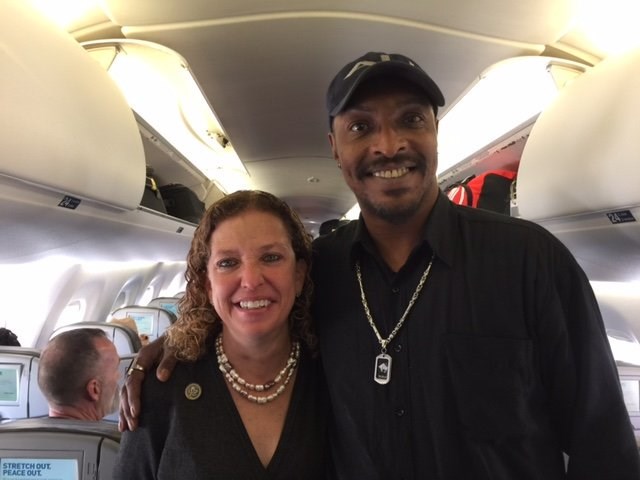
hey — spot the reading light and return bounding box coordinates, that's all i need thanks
[82,39,252,193]
[437,56,587,175]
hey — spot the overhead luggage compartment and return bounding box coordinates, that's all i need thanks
[0,1,199,264]
[0,0,145,211]
[517,49,640,281]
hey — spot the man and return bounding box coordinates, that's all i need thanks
[122,52,639,478]
[0,327,20,346]
[38,328,121,421]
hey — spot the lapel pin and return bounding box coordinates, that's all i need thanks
[184,383,202,400]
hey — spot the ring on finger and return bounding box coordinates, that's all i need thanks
[126,363,145,376]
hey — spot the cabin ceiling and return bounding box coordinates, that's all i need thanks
[67,0,591,236]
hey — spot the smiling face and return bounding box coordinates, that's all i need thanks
[205,209,307,346]
[329,77,440,225]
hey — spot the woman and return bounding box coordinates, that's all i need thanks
[114,190,329,479]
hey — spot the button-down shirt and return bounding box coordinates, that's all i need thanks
[312,192,639,480]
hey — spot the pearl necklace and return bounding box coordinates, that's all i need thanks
[356,253,435,385]
[215,335,300,404]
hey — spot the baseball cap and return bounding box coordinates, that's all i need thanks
[326,52,445,123]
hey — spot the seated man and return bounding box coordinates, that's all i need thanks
[0,327,20,346]
[38,328,120,421]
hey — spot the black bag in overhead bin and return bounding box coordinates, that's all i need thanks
[159,183,205,223]
[141,166,168,214]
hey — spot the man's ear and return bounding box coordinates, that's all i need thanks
[86,378,100,402]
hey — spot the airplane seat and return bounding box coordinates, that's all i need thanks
[50,322,142,355]
[617,365,640,449]
[111,306,177,343]
[0,417,120,479]
[147,296,181,317]
[0,347,48,420]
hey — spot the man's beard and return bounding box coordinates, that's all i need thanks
[359,188,426,225]
[355,153,429,225]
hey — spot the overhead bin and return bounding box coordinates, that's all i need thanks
[517,49,640,281]
[0,0,145,211]
[0,1,198,264]
[81,39,251,196]
[518,49,640,220]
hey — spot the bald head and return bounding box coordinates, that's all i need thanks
[38,328,121,420]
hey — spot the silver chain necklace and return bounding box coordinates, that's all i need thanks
[355,253,435,385]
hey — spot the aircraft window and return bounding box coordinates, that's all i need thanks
[593,281,640,366]
[138,286,155,306]
[608,336,640,366]
[111,292,127,312]
[621,379,640,413]
[162,271,186,297]
[55,300,85,330]
[0,258,74,348]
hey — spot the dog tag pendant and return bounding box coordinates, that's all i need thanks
[374,353,392,385]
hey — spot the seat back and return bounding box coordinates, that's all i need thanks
[0,347,48,420]
[147,296,181,317]
[0,417,120,480]
[50,322,141,355]
[111,306,177,342]
[618,365,640,448]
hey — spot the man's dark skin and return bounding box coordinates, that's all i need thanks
[120,338,169,430]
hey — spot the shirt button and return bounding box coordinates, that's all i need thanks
[395,408,405,417]
[391,287,400,294]
[394,344,402,353]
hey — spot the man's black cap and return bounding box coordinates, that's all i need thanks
[326,52,445,123]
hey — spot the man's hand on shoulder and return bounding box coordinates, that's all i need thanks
[118,335,177,432]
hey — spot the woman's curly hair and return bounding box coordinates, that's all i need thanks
[166,190,315,361]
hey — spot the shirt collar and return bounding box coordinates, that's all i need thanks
[348,191,456,268]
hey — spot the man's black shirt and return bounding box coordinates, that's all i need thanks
[312,192,639,480]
